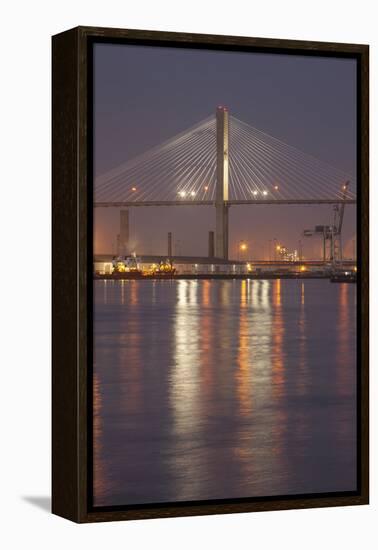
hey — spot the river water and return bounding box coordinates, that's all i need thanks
[93,279,357,507]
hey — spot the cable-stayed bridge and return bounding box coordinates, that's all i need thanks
[95,106,356,259]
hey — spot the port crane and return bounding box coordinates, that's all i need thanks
[303,182,350,263]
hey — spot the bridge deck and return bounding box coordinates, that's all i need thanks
[95,199,357,207]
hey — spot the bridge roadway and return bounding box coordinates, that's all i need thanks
[94,199,357,208]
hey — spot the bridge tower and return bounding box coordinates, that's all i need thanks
[215,106,229,259]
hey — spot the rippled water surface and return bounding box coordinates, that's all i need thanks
[93,279,357,506]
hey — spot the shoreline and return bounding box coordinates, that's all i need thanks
[94,273,356,282]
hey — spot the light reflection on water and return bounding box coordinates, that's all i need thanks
[93,279,357,506]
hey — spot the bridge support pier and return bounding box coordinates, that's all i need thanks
[168,232,172,258]
[215,203,229,260]
[208,230,215,258]
[215,106,229,259]
[119,209,129,255]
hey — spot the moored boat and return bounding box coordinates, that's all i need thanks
[111,253,143,278]
[330,270,356,283]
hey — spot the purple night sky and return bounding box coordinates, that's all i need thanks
[93,43,357,260]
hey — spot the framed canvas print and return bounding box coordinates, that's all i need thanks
[52,26,369,523]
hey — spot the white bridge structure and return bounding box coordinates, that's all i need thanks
[95,107,356,260]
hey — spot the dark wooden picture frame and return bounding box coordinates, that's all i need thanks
[52,26,369,523]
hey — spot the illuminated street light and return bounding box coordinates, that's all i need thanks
[274,185,279,190]
[204,185,209,191]
[240,242,247,251]
[253,190,258,196]
[262,190,268,196]
[190,191,196,197]
[178,191,187,198]
[131,186,137,192]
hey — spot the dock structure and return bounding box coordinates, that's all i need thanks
[94,254,356,278]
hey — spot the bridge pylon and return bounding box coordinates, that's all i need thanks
[215,106,229,259]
